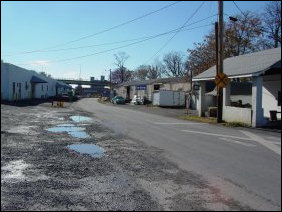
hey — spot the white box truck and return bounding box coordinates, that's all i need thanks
[153,90,185,106]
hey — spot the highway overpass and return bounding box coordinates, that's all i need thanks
[55,78,110,86]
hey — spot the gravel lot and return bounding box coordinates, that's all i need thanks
[1,101,254,211]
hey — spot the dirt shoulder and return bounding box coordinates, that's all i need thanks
[1,102,253,211]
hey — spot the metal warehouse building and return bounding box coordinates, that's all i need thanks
[1,61,72,101]
[114,76,193,105]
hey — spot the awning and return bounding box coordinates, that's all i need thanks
[205,87,217,96]
[30,75,47,83]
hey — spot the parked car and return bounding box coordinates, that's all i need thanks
[111,96,117,103]
[131,95,144,105]
[111,96,121,103]
[112,96,125,104]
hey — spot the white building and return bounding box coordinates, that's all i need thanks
[1,61,71,101]
[115,76,191,101]
[193,47,281,128]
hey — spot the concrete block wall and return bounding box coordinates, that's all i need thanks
[223,106,252,126]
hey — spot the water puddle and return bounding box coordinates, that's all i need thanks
[68,131,90,139]
[67,144,104,158]
[70,116,92,123]
[56,124,75,127]
[46,125,90,138]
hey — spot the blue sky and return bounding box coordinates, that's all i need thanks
[1,1,270,80]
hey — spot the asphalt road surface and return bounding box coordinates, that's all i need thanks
[74,98,281,211]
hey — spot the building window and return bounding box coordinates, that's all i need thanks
[42,84,44,91]
[47,85,48,91]
[26,81,28,90]
[13,82,16,94]
[154,84,160,91]
[278,91,281,106]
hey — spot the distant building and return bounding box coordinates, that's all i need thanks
[1,61,72,101]
[114,76,193,106]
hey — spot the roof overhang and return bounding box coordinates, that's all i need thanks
[30,75,48,83]
[205,88,217,96]
[193,61,281,82]
[193,74,254,82]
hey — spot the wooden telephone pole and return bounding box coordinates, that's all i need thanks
[109,69,112,91]
[109,69,114,98]
[217,1,224,123]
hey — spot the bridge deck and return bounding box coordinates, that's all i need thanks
[56,79,110,86]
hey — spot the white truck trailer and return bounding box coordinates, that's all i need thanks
[153,90,185,107]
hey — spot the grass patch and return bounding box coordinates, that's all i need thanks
[178,115,217,124]
[178,116,250,128]
[221,122,250,128]
[97,98,108,104]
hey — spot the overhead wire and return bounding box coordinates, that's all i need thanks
[232,1,247,18]
[3,1,182,55]
[16,23,213,66]
[144,1,206,64]
[3,14,217,57]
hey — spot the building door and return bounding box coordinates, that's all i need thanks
[126,86,130,100]
[31,83,35,99]
[12,82,16,100]
[18,83,22,100]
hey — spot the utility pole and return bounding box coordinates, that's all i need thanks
[79,64,82,80]
[215,22,220,120]
[110,69,113,97]
[107,69,114,98]
[215,22,219,76]
[186,69,193,115]
[109,69,112,90]
[217,1,224,123]
[121,66,124,83]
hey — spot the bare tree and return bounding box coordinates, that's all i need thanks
[111,68,134,84]
[134,65,149,80]
[133,63,162,80]
[114,51,130,82]
[187,39,216,77]
[262,1,281,48]
[147,65,161,79]
[187,12,264,76]
[225,11,263,55]
[162,51,186,77]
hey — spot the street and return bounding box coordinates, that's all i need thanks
[2,1,281,211]
[75,98,281,210]
[1,99,281,211]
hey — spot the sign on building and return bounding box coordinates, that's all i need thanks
[136,85,147,90]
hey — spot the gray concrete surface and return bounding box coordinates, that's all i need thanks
[74,98,281,211]
[107,102,199,118]
[1,99,281,211]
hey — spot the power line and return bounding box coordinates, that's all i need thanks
[144,1,206,64]
[232,1,246,18]
[5,1,182,55]
[16,23,213,66]
[3,14,216,57]
[50,25,213,63]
